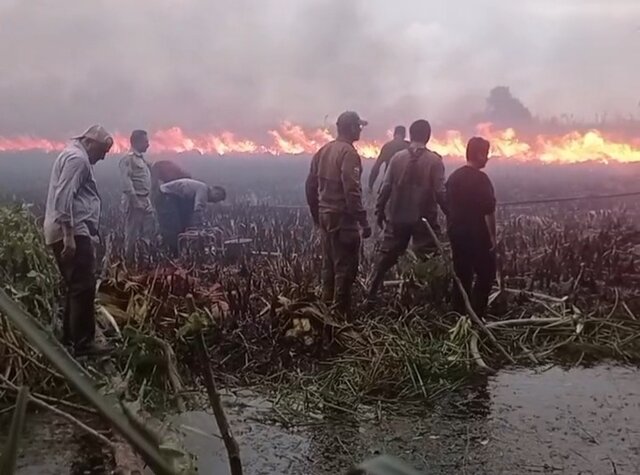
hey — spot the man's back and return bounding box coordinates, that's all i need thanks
[152,160,191,185]
[368,138,409,190]
[446,165,495,245]
[381,147,445,224]
[160,178,204,198]
[305,139,366,229]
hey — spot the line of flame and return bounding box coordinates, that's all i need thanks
[0,122,639,163]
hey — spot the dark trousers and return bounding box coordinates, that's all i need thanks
[368,220,437,298]
[449,235,496,318]
[319,214,361,316]
[51,236,96,349]
[156,193,194,255]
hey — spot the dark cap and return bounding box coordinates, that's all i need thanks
[336,111,368,129]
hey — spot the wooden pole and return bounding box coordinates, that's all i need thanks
[421,218,515,365]
[196,332,243,475]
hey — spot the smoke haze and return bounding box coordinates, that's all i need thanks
[1,0,639,137]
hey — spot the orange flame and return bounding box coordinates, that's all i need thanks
[1,123,639,164]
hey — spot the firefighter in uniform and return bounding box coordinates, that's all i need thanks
[119,130,155,264]
[367,119,448,302]
[305,111,372,316]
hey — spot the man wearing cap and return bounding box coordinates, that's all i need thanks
[368,125,409,193]
[367,119,448,302]
[156,178,226,254]
[305,111,372,316]
[44,125,113,355]
[119,130,155,264]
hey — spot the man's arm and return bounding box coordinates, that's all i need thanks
[341,149,368,230]
[375,158,393,227]
[482,177,497,250]
[305,151,320,225]
[368,144,388,192]
[52,155,89,258]
[191,183,209,226]
[119,155,137,198]
[485,213,497,251]
[431,155,448,216]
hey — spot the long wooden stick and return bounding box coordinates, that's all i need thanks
[0,288,176,475]
[420,218,515,365]
[197,332,243,475]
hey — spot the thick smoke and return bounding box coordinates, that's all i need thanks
[0,0,639,138]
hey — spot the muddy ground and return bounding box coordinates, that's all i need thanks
[6,364,640,474]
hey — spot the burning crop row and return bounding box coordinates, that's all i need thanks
[2,122,640,163]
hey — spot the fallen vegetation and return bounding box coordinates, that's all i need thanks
[1,194,639,471]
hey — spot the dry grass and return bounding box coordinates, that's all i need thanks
[1,201,639,420]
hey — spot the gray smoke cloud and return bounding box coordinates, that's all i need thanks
[0,0,639,138]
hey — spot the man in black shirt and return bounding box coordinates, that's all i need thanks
[446,137,496,318]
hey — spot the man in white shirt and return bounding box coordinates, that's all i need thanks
[44,125,113,355]
[157,178,226,254]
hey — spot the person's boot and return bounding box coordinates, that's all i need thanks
[321,285,334,305]
[73,340,115,357]
[365,255,396,306]
[334,286,354,321]
[366,271,385,303]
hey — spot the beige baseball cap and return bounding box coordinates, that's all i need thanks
[73,125,114,146]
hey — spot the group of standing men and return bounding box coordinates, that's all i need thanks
[42,114,495,355]
[44,125,225,354]
[306,112,497,319]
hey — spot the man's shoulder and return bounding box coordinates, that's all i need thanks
[56,143,88,166]
[396,139,410,150]
[448,166,489,183]
[426,148,442,159]
[390,148,411,163]
[318,140,358,159]
[330,139,356,152]
[381,139,408,153]
[119,152,134,164]
[446,166,467,182]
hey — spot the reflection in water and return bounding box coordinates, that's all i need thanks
[8,365,640,474]
[172,366,640,474]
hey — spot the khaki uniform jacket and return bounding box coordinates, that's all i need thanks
[305,139,368,231]
[376,144,448,225]
[119,151,152,197]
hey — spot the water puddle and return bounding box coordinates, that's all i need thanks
[172,365,640,474]
[7,364,640,474]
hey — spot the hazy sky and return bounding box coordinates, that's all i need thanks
[0,0,638,137]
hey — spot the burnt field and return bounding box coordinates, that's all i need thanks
[1,152,640,474]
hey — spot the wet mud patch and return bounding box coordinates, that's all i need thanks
[1,411,113,475]
[6,364,639,474]
[174,365,640,474]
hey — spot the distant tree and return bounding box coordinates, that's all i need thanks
[483,86,533,127]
